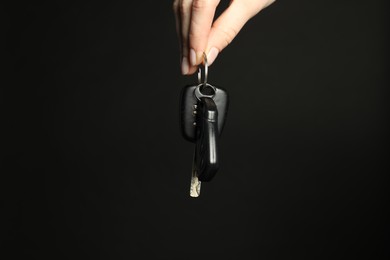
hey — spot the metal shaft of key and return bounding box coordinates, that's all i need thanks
[190,146,201,197]
[189,53,208,197]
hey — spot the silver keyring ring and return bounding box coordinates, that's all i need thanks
[197,53,208,86]
[195,83,217,101]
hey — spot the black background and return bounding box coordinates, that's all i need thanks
[2,0,389,259]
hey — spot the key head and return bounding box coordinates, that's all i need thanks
[195,97,219,182]
[180,84,229,142]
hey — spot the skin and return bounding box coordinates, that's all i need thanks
[173,0,276,75]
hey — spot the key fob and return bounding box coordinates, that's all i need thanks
[195,97,219,182]
[180,83,229,143]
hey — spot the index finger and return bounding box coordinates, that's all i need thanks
[189,0,220,66]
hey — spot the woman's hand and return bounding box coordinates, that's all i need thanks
[173,0,275,75]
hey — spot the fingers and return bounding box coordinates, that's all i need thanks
[173,0,275,74]
[188,0,220,66]
[174,0,199,75]
[174,0,220,74]
[205,0,275,66]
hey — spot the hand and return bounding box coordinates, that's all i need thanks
[173,0,275,75]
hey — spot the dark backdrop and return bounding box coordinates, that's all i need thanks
[2,0,389,259]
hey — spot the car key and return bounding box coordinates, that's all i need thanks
[179,53,229,197]
[194,96,219,182]
[187,93,219,196]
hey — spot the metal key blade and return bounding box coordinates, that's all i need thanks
[190,147,201,197]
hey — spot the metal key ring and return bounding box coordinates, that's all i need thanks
[195,83,217,101]
[195,53,216,101]
[197,52,208,86]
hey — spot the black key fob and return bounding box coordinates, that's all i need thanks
[195,97,219,182]
[180,83,228,142]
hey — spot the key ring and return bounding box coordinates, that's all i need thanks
[195,52,216,101]
[197,52,208,86]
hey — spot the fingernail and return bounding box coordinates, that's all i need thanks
[190,49,196,66]
[181,57,189,75]
[207,47,219,66]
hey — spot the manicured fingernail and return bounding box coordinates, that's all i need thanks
[181,57,189,75]
[190,49,196,66]
[207,47,219,66]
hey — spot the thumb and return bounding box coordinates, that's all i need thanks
[206,0,275,66]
